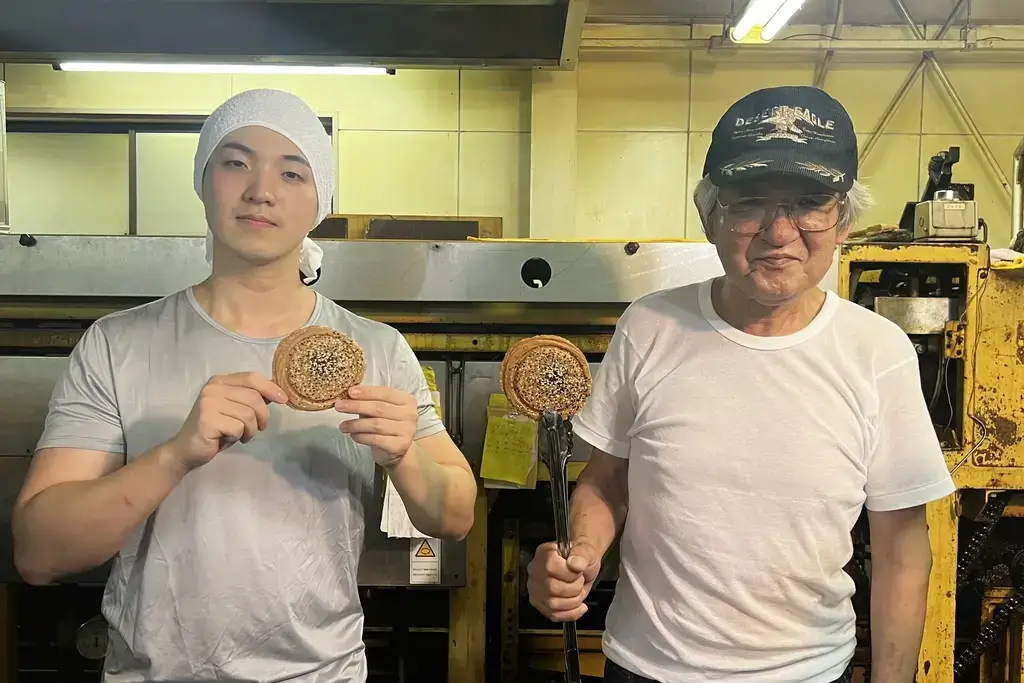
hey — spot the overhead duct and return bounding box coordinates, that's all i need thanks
[0,0,589,70]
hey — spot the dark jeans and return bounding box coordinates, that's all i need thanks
[603,659,854,683]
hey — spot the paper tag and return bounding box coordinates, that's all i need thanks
[410,538,441,585]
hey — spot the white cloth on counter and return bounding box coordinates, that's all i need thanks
[991,247,1024,263]
[380,386,442,538]
[381,476,429,539]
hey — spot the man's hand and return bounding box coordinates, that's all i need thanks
[336,385,418,467]
[526,540,601,622]
[168,372,288,471]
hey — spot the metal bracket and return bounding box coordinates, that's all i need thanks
[945,320,966,359]
[444,360,465,447]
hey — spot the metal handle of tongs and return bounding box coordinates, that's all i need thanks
[539,409,582,683]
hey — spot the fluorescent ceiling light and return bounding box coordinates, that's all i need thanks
[731,0,808,42]
[57,62,390,75]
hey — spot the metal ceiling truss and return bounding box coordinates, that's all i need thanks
[859,0,1011,199]
[579,24,1024,55]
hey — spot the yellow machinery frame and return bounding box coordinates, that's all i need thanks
[839,241,1024,683]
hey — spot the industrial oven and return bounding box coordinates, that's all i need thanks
[0,235,732,683]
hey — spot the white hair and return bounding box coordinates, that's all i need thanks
[693,175,875,238]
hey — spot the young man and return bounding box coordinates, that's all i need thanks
[527,86,954,683]
[12,88,476,682]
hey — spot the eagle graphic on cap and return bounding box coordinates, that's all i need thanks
[756,106,809,144]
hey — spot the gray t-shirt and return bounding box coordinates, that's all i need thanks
[37,288,446,682]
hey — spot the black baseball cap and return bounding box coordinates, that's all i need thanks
[702,85,858,194]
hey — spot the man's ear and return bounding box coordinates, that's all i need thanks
[835,223,851,245]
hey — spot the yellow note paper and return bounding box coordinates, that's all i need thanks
[420,365,442,421]
[480,395,537,486]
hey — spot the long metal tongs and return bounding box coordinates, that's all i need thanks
[538,408,582,683]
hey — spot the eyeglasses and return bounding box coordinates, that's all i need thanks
[717,193,846,235]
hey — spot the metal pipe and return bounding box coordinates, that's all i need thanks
[1012,137,1024,249]
[814,0,844,88]
[937,0,968,40]
[891,0,926,40]
[858,58,926,165]
[577,36,1024,53]
[925,58,1011,196]
[831,0,846,38]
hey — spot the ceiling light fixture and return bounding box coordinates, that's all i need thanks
[731,0,808,43]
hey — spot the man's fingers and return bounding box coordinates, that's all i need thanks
[335,399,407,420]
[346,384,410,404]
[566,554,591,573]
[542,594,588,614]
[538,573,585,598]
[206,414,247,444]
[213,402,260,443]
[548,604,589,623]
[528,592,588,623]
[543,554,585,584]
[347,433,405,454]
[340,417,404,436]
[210,372,287,404]
[216,387,273,431]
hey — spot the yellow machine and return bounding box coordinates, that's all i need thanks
[839,240,1017,683]
[837,143,1024,683]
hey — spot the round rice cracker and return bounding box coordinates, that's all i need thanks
[499,334,568,397]
[273,326,366,411]
[500,335,592,420]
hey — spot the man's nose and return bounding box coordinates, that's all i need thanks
[244,170,275,203]
[760,208,801,244]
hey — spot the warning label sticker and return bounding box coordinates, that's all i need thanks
[410,538,441,585]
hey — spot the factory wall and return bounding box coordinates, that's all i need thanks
[3,25,1023,245]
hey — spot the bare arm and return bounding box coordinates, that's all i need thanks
[12,444,189,585]
[384,432,477,541]
[569,449,629,559]
[868,505,932,683]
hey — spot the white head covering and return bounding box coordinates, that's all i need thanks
[193,88,333,285]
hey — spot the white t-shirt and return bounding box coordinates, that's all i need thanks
[572,277,955,683]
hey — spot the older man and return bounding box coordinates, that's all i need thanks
[12,89,476,682]
[527,86,954,683]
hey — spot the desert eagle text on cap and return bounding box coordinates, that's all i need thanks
[703,85,859,193]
